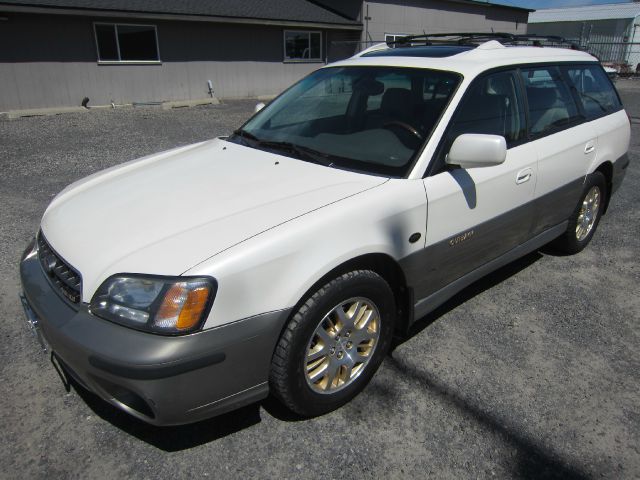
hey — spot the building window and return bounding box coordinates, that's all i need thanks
[94,23,160,63]
[385,33,409,48]
[284,30,322,61]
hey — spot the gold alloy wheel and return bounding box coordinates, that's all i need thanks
[576,186,601,242]
[304,297,381,394]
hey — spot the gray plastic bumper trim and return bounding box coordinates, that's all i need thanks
[20,251,292,425]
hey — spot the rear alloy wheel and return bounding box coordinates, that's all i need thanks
[552,171,607,254]
[270,270,395,417]
[575,185,601,242]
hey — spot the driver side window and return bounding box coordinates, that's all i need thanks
[448,70,526,146]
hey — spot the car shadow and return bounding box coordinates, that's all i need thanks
[384,355,591,479]
[72,379,262,451]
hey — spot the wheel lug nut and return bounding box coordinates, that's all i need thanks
[337,352,344,359]
[345,331,350,337]
[329,348,335,355]
[346,342,352,349]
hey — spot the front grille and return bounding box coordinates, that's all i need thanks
[37,232,82,304]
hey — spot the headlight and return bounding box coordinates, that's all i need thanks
[90,275,216,335]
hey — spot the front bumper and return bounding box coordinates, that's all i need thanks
[20,251,290,426]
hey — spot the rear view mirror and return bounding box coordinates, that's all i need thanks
[446,134,507,169]
[254,102,266,113]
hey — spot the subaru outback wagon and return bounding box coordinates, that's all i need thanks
[20,34,630,425]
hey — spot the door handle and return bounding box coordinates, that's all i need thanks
[584,142,596,154]
[516,168,532,185]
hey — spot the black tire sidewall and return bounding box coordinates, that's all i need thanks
[281,271,395,416]
[564,172,607,253]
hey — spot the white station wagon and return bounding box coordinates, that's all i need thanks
[20,34,630,425]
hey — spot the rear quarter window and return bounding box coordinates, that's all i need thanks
[563,65,622,120]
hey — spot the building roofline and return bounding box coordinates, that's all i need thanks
[448,0,535,14]
[0,3,363,29]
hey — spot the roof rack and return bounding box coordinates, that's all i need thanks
[389,32,580,50]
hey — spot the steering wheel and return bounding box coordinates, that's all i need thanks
[383,121,423,140]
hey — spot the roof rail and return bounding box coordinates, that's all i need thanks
[389,32,580,49]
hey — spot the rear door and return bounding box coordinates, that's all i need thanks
[520,65,596,235]
[408,70,538,304]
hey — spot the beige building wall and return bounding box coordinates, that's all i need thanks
[363,0,528,43]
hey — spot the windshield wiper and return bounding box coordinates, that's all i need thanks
[232,128,262,143]
[232,130,334,167]
[255,140,334,167]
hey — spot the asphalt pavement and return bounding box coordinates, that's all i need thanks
[0,83,638,479]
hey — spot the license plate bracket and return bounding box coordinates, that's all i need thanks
[19,293,50,352]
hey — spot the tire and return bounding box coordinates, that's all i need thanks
[269,270,396,417]
[552,171,607,255]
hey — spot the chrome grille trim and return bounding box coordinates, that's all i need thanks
[37,232,82,304]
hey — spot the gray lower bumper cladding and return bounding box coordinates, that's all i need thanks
[19,254,290,426]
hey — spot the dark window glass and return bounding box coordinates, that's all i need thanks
[520,67,580,136]
[117,25,158,61]
[447,71,526,147]
[95,24,159,61]
[310,32,321,59]
[564,65,621,119]
[95,24,118,61]
[385,34,409,48]
[285,31,321,60]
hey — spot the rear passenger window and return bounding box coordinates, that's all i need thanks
[447,70,526,147]
[564,65,622,119]
[521,67,580,136]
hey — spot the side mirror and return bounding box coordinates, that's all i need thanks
[254,102,266,113]
[446,134,507,169]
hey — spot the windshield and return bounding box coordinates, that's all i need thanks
[230,66,461,177]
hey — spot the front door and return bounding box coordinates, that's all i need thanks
[403,70,538,307]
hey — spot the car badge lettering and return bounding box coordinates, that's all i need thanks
[449,230,474,246]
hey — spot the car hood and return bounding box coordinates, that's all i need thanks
[41,138,387,300]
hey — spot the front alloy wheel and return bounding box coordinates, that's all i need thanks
[305,297,381,394]
[270,270,396,417]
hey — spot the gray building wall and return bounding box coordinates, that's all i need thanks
[362,0,528,43]
[528,19,639,67]
[0,13,359,111]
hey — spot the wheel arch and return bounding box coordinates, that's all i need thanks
[594,161,614,214]
[283,253,413,337]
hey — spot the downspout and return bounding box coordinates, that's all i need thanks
[364,2,371,43]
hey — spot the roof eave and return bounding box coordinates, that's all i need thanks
[0,3,363,30]
[445,0,535,14]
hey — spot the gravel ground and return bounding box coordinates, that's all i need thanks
[0,84,638,479]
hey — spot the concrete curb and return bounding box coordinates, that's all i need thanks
[5,106,90,119]
[161,97,220,109]
[3,97,221,118]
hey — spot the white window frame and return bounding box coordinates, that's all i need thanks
[93,22,161,64]
[385,33,410,48]
[283,30,323,63]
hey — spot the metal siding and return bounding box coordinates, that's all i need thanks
[0,13,325,110]
[528,4,640,23]
[362,0,528,43]
[527,19,637,65]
